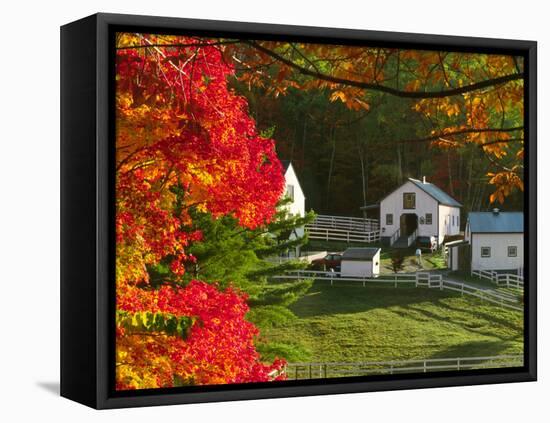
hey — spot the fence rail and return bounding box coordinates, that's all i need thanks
[272,270,523,310]
[471,269,524,289]
[311,214,379,232]
[284,355,523,380]
[305,226,381,243]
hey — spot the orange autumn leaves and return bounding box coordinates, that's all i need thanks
[115,33,286,389]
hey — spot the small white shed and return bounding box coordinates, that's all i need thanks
[341,247,381,277]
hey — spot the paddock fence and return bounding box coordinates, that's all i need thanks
[283,355,523,380]
[471,269,524,289]
[311,214,379,232]
[272,270,523,311]
[305,214,380,243]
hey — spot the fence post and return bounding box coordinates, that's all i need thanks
[330,274,334,287]
[423,361,427,373]
[457,358,461,371]
[461,284,464,296]
[394,275,397,288]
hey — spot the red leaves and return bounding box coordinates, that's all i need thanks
[114,34,286,388]
[116,34,285,286]
[116,281,286,389]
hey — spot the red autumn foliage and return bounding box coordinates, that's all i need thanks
[114,33,286,389]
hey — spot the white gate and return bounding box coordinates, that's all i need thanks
[416,272,442,288]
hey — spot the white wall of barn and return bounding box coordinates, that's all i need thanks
[283,164,306,237]
[470,233,524,271]
[438,204,461,241]
[380,181,438,238]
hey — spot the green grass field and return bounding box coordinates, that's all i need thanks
[259,281,524,364]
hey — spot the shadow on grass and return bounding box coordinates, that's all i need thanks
[432,299,523,332]
[427,340,516,359]
[289,280,451,318]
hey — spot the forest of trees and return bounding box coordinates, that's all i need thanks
[229,43,525,220]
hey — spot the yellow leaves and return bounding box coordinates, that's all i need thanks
[330,90,347,103]
[488,171,524,204]
[446,102,461,117]
[329,89,369,111]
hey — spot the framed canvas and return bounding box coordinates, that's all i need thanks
[60,13,537,409]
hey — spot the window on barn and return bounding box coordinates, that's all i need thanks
[452,215,455,226]
[386,214,393,225]
[481,247,491,258]
[508,246,517,257]
[425,213,432,225]
[286,184,294,201]
[457,215,460,228]
[403,193,416,209]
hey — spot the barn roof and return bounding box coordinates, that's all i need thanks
[342,247,381,261]
[280,160,291,172]
[467,211,523,233]
[408,178,462,207]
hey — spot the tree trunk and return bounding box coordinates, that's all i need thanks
[396,144,403,184]
[326,125,336,209]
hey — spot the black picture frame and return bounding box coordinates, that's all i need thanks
[61,12,537,409]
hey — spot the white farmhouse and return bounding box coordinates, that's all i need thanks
[280,160,306,257]
[465,210,523,272]
[341,247,381,277]
[379,177,461,248]
[281,161,306,232]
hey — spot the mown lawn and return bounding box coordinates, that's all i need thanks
[259,280,524,363]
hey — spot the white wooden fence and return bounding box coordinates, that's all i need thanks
[265,251,328,264]
[471,269,524,289]
[284,354,523,380]
[305,214,380,243]
[311,214,379,231]
[272,270,523,311]
[305,226,381,243]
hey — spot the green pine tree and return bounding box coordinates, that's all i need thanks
[147,188,316,362]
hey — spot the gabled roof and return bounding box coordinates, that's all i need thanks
[408,178,462,207]
[342,247,381,261]
[280,160,291,172]
[467,211,523,233]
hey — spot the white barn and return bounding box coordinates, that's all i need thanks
[379,178,461,248]
[341,248,381,277]
[281,160,306,234]
[281,161,306,257]
[465,210,523,272]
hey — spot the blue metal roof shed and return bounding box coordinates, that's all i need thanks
[467,211,523,233]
